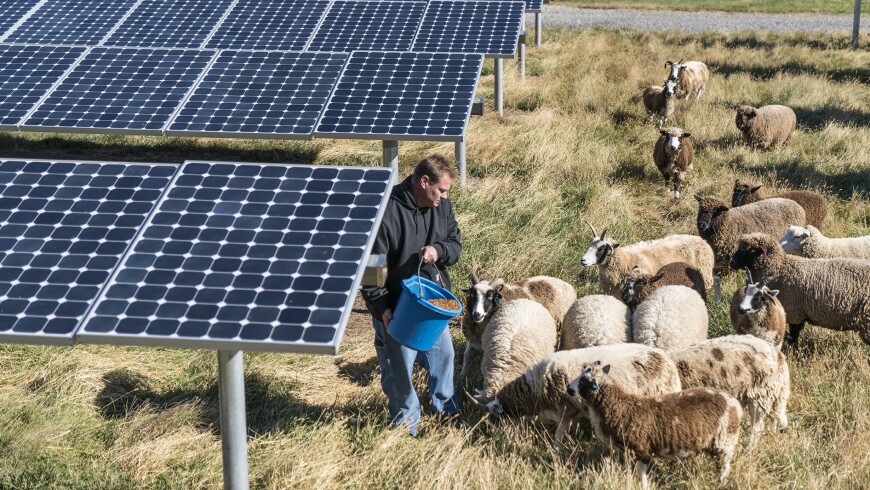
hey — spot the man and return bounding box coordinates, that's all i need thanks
[361,154,461,436]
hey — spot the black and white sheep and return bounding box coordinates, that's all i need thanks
[642,79,678,128]
[780,224,870,260]
[732,180,827,229]
[735,104,796,149]
[580,221,714,297]
[669,335,791,448]
[653,127,694,199]
[665,60,710,100]
[632,285,708,349]
[729,233,870,347]
[621,262,707,311]
[694,195,806,269]
[561,295,632,349]
[567,361,742,489]
[730,271,787,349]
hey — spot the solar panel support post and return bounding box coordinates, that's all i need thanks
[383,140,399,173]
[218,350,250,490]
[518,31,526,80]
[535,13,542,47]
[854,0,862,49]
[455,140,466,187]
[494,58,504,116]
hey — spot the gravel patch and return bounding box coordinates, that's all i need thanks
[527,6,867,34]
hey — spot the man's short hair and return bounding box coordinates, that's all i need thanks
[412,154,458,183]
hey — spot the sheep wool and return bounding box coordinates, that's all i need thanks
[732,180,827,229]
[735,104,796,149]
[621,262,706,311]
[632,285,708,349]
[780,224,870,260]
[561,295,632,349]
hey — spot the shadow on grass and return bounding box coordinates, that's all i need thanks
[730,158,870,200]
[710,61,869,85]
[336,357,379,388]
[793,106,870,130]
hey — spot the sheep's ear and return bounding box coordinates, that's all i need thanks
[748,109,757,118]
[602,364,612,374]
[682,132,691,138]
[751,184,762,193]
[766,289,780,299]
[659,130,669,136]
[490,278,505,291]
[694,194,703,202]
[650,272,665,283]
[610,242,620,250]
[664,60,673,67]
[592,360,601,366]
[469,273,479,285]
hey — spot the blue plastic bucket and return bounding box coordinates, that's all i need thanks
[388,275,463,351]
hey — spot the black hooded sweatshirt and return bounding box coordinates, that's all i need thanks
[361,175,462,319]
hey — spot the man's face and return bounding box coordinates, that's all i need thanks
[419,174,452,208]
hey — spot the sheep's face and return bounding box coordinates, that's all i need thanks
[621,266,651,306]
[694,195,729,234]
[466,282,501,323]
[665,60,684,81]
[660,128,690,155]
[664,79,678,97]
[735,106,757,132]
[731,180,762,207]
[730,235,780,271]
[470,392,504,417]
[581,237,618,266]
[779,225,808,254]
[567,362,611,400]
[738,281,780,314]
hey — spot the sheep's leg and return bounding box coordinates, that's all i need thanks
[747,402,764,449]
[673,179,681,200]
[696,86,705,99]
[775,396,789,431]
[459,344,473,380]
[719,458,732,485]
[634,460,651,490]
[786,323,804,348]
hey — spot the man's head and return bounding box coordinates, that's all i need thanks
[411,154,457,208]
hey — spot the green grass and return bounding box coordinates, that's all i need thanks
[555,0,870,15]
[0,28,869,488]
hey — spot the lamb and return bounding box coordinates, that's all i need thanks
[730,270,787,348]
[470,344,682,441]
[561,295,632,349]
[694,195,806,269]
[632,285,708,349]
[735,104,796,149]
[665,59,710,100]
[567,361,742,489]
[653,127,694,199]
[731,180,827,229]
[580,221,715,298]
[621,262,707,311]
[780,224,870,260]
[642,79,678,128]
[669,335,790,448]
[729,233,870,347]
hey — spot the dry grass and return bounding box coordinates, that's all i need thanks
[0,28,869,488]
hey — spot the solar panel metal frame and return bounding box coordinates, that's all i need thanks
[77,160,396,354]
[410,0,525,59]
[0,158,179,346]
[313,51,483,143]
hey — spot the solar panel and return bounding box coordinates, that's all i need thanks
[0,159,176,345]
[0,45,86,131]
[79,161,395,354]
[411,0,525,58]
[103,0,234,48]
[315,51,483,142]
[22,47,216,135]
[4,0,138,46]
[205,0,330,51]
[306,0,427,52]
[0,0,41,38]
[524,0,542,13]
[166,51,348,139]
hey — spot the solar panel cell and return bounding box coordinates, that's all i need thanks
[5,0,138,46]
[104,0,234,48]
[205,0,330,51]
[307,0,426,52]
[412,0,525,58]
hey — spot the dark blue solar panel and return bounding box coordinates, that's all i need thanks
[167,51,347,139]
[80,161,395,354]
[4,0,137,46]
[0,45,86,130]
[205,0,330,51]
[412,1,525,58]
[0,0,41,37]
[315,51,482,142]
[306,0,426,52]
[22,47,215,134]
[0,159,176,345]
[104,0,234,48]
[525,0,542,12]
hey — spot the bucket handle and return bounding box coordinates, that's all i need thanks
[416,252,445,298]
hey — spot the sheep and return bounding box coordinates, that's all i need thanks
[694,195,806,269]
[567,361,742,489]
[469,344,682,441]
[668,334,790,448]
[780,224,870,260]
[632,285,708,350]
[653,127,694,199]
[580,221,715,298]
[729,232,870,347]
[665,59,710,100]
[561,295,632,349]
[480,298,559,397]
[735,104,796,149]
[730,270,787,349]
[642,79,678,128]
[731,180,828,229]
[621,262,707,311]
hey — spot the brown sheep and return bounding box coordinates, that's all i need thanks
[731,180,827,229]
[729,269,787,348]
[621,262,707,311]
[735,104,796,149]
[642,79,678,128]
[653,128,694,199]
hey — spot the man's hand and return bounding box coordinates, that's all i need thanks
[382,308,393,328]
[421,245,439,264]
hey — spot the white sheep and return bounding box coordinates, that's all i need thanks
[579,221,715,298]
[561,294,632,349]
[632,285,708,349]
[735,104,796,149]
[669,335,791,448]
[665,59,710,100]
[780,224,870,260]
[642,79,678,128]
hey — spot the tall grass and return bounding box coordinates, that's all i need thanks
[0,29,868,488]
[555,0,870,15]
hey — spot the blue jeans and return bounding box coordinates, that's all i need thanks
[372,317,459,436]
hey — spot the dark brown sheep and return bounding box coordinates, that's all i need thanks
[653,128,694,199]
[731,180,827,229]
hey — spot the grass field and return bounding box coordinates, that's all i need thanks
[556,0,870,15]
[0,28,869,489]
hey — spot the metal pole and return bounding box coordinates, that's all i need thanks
[218,350,249,490]
[853,0,862,49]
[382,140,398,173]
[519,36,526,80]
[494,58,503,116]
[455,140,466,187]
[535,13,542,47]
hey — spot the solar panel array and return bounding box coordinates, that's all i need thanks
[0,0,41,37]
[103,0,234,49]
[413,1,525,58]
[204,0,331,51]
[4,0,138,46]
[305,1,426,53]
